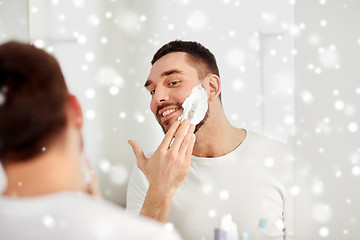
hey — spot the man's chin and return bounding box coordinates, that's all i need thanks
[160,120,173,134]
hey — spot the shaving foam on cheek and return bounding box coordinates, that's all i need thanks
[178,84,208,125]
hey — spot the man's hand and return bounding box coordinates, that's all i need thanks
[128,119,195,222]
[82,156,103,199]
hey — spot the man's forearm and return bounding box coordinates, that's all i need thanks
[130,120,195,223]
[140,185,175,223]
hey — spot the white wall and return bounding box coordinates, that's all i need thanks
[294,0,360,239]
[0,0,29,195]
[0,0,29,42]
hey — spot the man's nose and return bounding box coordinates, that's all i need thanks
[153,87,169,104]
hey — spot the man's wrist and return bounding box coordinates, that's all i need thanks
[147,184,176,202]
[140,184,176,223]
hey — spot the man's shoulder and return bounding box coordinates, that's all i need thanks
[61,193,179,238]
[246,130,290,149]
[244,130,294,165]
[0,192,180,239]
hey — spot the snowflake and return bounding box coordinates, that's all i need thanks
[86,110,96,120]
[226,48,246,68]
[208,209,216,218]
[312,203,332,223]
[109,165,128,185]
[99,159,111,173]
[85,89,96,99]
[134,112,145,123]
[319,227,329,237]
[85,52,95,62]
[109,85,119,96]
[187,10,207,31]
[219,190,230,200]
[119,112,127,119]
[0,92,5,106]
[42,214,55,228]
[348,122,358,133]
[261,12,278,24]
[300,90,314,104]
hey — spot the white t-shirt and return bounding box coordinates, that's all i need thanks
[0,191,182,240]
[126,130,294,240]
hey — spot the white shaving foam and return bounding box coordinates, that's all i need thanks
[178,84,208,125]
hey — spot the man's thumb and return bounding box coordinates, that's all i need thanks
[128,140,146,166]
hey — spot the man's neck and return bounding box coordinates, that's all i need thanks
[192,103,246,158]
[2,149,84,198]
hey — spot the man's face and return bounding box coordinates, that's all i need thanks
[145,52,206,133]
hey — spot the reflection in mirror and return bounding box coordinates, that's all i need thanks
[0,0,359,239]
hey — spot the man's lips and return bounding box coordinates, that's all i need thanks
[158,105,181,122]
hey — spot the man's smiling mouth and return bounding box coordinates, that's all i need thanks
[162,108,179,117]
[157,105,182,122]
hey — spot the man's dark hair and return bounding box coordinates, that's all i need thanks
[151,40,220,79]
[151,40,221,101]
[0,41,69,163]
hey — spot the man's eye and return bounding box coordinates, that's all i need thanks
[169,81,178,86]
[150,89,155,95]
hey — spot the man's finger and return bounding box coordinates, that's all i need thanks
[179,124,196,156]
[158,120,181,149]
[86,170,103,199]
[171,119,191,150]
[185,134,195,161]
[128,140,147,167]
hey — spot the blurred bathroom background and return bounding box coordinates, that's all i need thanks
[0,0,359,239]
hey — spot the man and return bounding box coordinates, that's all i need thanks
[0,41,186,240]
[127,40,294,240]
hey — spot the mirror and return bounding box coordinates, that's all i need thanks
[0,0,359,239]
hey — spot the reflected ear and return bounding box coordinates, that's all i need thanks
[67,94,83,129]
[205,74,221,101]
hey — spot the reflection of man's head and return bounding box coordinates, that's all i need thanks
[0,41,75,164]
[147,40,221,134]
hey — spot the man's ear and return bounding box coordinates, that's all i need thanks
[67,94,83,129]
[205,74,221,101]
